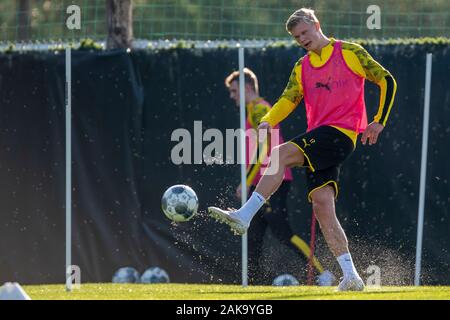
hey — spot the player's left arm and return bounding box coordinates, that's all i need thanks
[343,42,398,145]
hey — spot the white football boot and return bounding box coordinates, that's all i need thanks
[337,275,365,291]
[207,207,249,236]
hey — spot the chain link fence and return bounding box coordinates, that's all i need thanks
[1,0,449,42]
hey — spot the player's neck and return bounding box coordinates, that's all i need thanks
[312,36,331,56]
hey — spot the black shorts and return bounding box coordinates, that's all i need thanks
[289,125,355,202]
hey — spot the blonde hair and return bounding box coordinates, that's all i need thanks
[224,67,259,95]
[286,8,319,33]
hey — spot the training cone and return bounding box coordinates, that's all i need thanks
[0,282,31,300]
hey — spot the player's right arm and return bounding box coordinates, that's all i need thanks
[260,59,304,128]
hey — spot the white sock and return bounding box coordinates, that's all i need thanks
[236,192,266,225]
[337,253,359,278]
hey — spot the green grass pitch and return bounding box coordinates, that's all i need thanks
[23,283,450,300]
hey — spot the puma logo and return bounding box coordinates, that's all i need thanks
[302,138,315,148]
[315,77,332,91]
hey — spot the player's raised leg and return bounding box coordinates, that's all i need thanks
[208,142,304,235]
[310,185,364,291]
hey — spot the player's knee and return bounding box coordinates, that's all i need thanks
[311,186,335,213]
[273,143,303,167]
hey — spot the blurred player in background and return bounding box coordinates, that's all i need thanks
[224,68,335,286]
[211,8,397,291]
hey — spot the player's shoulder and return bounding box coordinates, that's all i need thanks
[296,55,306,66]
[253,100,271,111]
[338,39,369,56]
[249,100,271,126]
[291,56,306,74]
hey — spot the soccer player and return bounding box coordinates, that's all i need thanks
[225,68,335,285]
[209,8,397,291]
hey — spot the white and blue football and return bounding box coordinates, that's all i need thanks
[140,267,170,284]
[112,267,140,283]
[161,185,199,222]
[272,274,300,286]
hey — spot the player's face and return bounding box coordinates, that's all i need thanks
[290,21,320,52]
[228,81,240,106]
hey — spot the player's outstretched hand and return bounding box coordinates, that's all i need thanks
[257,121,272,143]
[361,122,384,145]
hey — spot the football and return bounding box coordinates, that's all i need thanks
[161,185,199,222]
[140,267,170,284]
[272,274,300,286]
[112,267,140,283]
